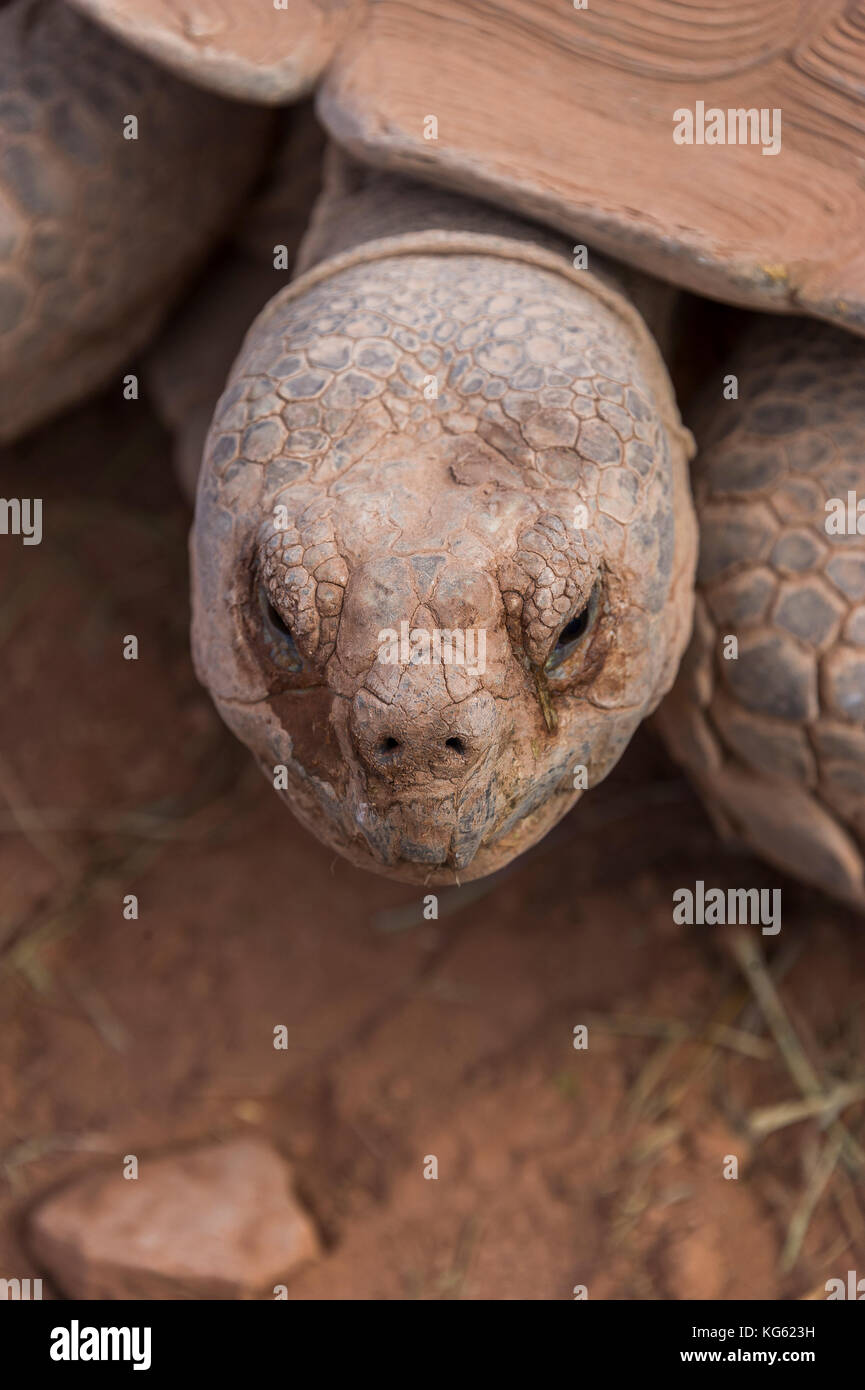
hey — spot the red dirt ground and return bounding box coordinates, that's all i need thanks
[0,390,863,1300]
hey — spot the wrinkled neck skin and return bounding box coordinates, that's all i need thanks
[191,167,696,884]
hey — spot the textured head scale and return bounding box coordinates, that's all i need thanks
[192,235,696,882]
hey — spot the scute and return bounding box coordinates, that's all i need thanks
[657,319,865,908]
[64,0,355,103]
[318,0,865,335]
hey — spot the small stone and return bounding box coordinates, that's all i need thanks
[28,1138,321,1299]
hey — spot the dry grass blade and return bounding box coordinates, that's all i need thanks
[781,1129,845,1273]
[729,932,822,1096]
[729,931,865,1173]
[586,1012,772,1060]
[748,1083,865,1139]
[0,749,79,880]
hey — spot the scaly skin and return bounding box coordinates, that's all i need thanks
[0,0,270,443]
[657,318,865,908]
[192,185,696,883]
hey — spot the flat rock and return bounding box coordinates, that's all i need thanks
[28,1137,321,1299]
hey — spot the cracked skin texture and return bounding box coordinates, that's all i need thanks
[656,319,865,909]
[192,196,697,884]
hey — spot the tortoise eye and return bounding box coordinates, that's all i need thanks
[545,584,599,672]
[260,589,303,670]
[556,607,591,647]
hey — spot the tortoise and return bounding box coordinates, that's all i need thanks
[3,0,865,907]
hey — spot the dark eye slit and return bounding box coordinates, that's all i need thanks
[555,605,590,648]
[266,598,294,640]
[260,588,303,670]
[544,582,601,674]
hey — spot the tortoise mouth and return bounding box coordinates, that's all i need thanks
[344,785,576,885]
[393,839,481,873]
[353,807,489,874]
[347,762,503,873]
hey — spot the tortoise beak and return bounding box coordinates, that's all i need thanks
[348,775,499,873]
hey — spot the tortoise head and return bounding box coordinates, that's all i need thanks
[191,246,695,882]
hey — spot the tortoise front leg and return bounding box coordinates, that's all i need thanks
[656,318,865,908]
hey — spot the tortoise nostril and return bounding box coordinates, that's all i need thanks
[351,690,497,779]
